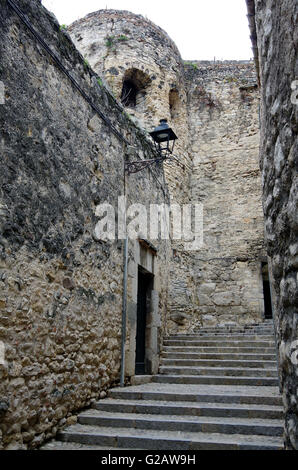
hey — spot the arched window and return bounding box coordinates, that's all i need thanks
[120,68,151,109]
[121,79,138,107]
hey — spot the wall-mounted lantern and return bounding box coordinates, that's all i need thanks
[149,119,178,158]
[125,119,178,175]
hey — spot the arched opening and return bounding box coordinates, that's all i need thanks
[120,68,151,109]
[169,89,180,120]
[121,79,138,107]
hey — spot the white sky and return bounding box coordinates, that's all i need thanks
[41,0,253,61]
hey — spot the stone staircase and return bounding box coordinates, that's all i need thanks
[41,319,284,450]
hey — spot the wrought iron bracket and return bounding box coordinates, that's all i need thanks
[125,157,166,175]
[125,154,185,175]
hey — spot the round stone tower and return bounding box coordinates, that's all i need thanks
[68,10,192,203]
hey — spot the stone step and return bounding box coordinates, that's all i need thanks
[78,410,283,437]
[192,326,273,330]
[153,375,279,386]
[108,384,282,406]
[161,352,277,361]
[160,359,277,368]
[159,366,278,377]
[165,334,274,340]
[57,423,283,450]
[93,398,284,419]
[40,319,282,451]
[40,440,145,450]
[163,340,275,347]
[194,322,273,330]
[191,332,274,337]
[192,324,274,335]
[162,346,276,354]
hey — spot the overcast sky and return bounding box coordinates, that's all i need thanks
[41,0,252,61]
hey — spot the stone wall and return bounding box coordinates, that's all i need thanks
[0,0,282,450]
[69,13,267,333]
[69,10,196,334]
[0,0,170,449]
[253,0,298,450]
[185,62,267,328]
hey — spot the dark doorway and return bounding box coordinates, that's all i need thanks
[121,79,137,107]
[135,267,153,375]
[262,263,273,319]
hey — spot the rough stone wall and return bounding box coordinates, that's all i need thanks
[0,0,277,449]
[68,13,267,333]
[68,10,196,334]
[185,62,267,328]
[254,0,298,450]
[166,250,196,333]
[0,0,170,449]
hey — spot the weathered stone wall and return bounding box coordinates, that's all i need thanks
[69,10,196,334]
[166,250,196,333]
[0,0,170,449]
[69,13,267,333]
[253,0,298,450]
[185,62,267,328]
[0,0,280,450]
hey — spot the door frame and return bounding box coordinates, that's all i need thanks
[135,266,154,375]
[125,239,160,378]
